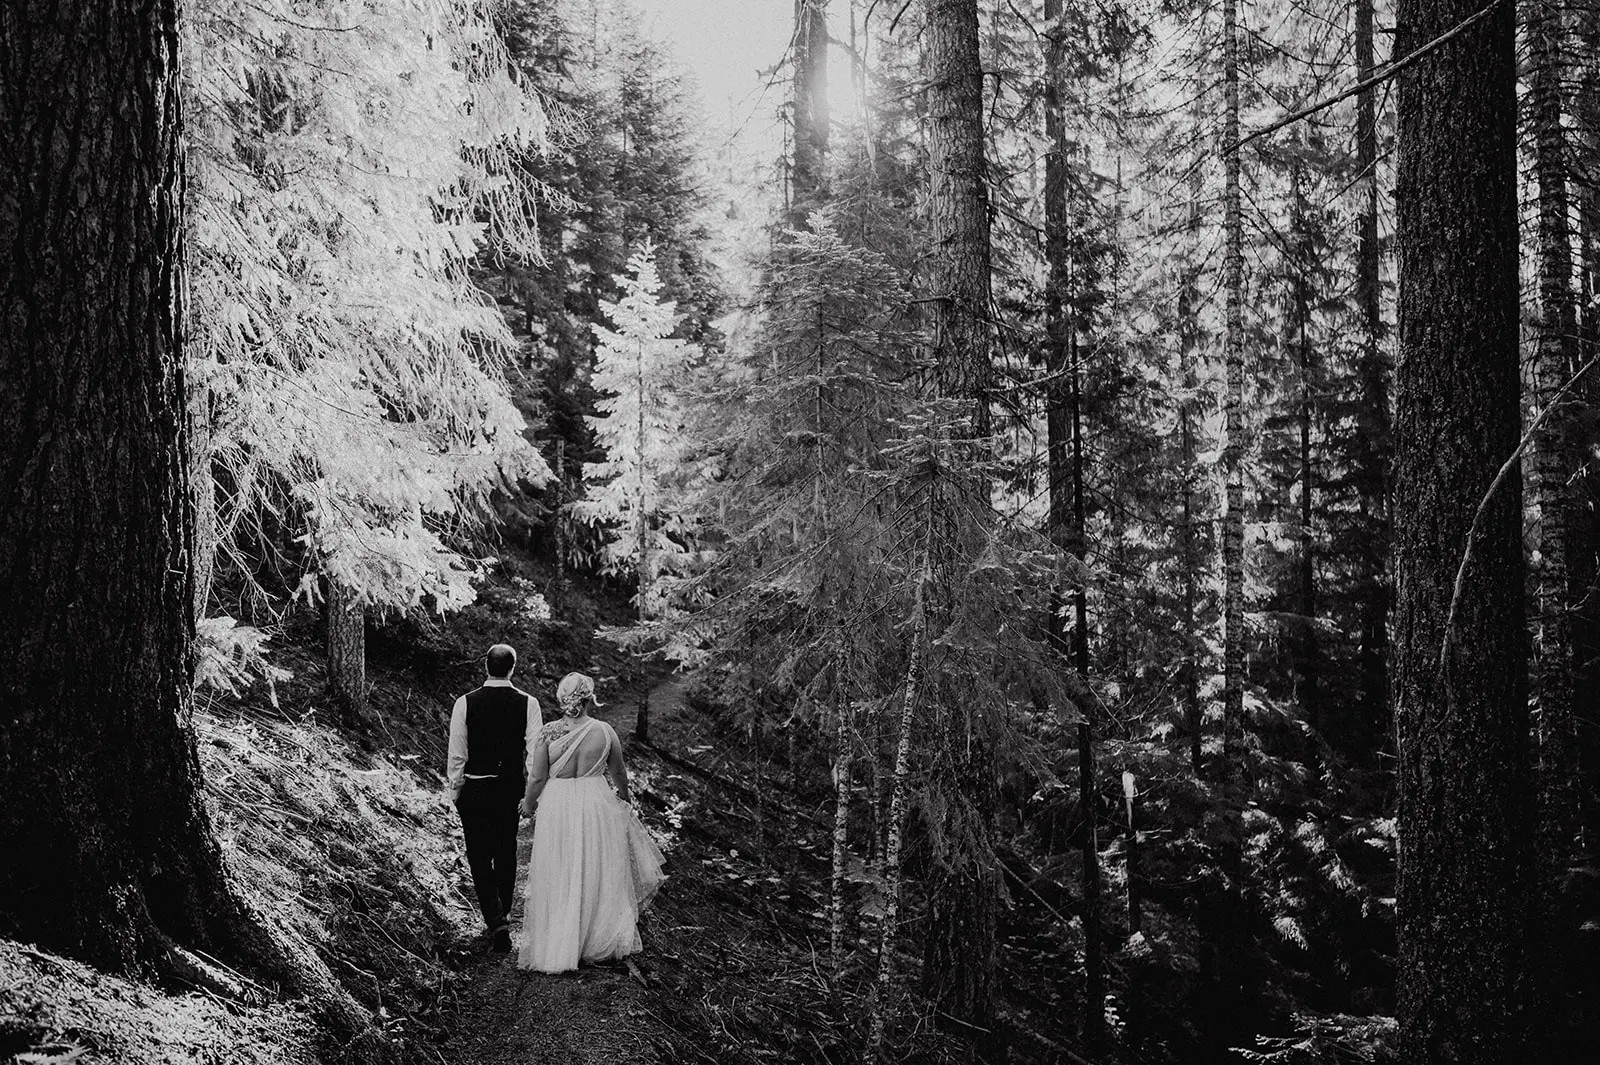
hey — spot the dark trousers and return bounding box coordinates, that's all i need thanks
[454,775,521,930]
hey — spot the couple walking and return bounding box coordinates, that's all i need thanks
[446,644,664,972]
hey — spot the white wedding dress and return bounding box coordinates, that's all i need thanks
[517,716,665,973]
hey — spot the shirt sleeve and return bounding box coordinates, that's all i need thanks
[446,695,468,800]
[524,696,543,776]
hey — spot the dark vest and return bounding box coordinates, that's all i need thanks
[463,684,530,779]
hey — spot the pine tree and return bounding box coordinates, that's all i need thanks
[574,245,698,632]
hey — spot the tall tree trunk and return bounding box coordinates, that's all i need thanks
[1071,330,1090,679]
[1527,0,1579,883]
[1353,0,1391,774]
[920,0,1002,1054]
[867,551,931,1064]
[830,642,853,984]
[1043,0,1074,660]
[0,5,356,1025]
[1575,5,1600,858]
[790,0,830,221]
[1290,156,1318,729]
[326,579,369,726]
[1078,722,1105,1053]
[1220,0,1246,801]
[1180,185,1203,779]
[552,437,568,608]
[1392,0,1533,1060]
[0,0,217,972]
[1205,3,1252,1057]
[1526,1,1580,1051]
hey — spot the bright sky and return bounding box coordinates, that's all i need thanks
[639,0,795,140]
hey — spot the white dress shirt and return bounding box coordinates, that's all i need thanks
[446,676,543,800]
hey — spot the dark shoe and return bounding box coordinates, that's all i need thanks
[491,926,513,953]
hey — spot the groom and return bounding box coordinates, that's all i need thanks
[447,643,543,952]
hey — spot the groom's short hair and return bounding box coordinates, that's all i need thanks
[486,644,516,678]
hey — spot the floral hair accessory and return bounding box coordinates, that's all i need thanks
[556,672,599,716]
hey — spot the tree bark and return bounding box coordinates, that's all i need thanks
[1042,0,1091,682]
[1392,0,1533,1060]
[1526,2,1580,1051]
[867,552,931,1064]
[1290,154,1318,728]
[1179,204,1203,779]
[326,579,369,726]
[1044,0,1073,659]
[829,653,853,983]
[0,8,350,1023]
[1220,0,1246,801]
[1204,4,1252,1057]
[1078,722,1104,1053]
[0,0,215,972]
[920,0,1002,1054]
[1526,0,1579,896]
[1575,4,1600,857]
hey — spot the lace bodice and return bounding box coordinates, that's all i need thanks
[544,717,613,779]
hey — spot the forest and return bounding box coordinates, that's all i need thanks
[0,0,1596,1063]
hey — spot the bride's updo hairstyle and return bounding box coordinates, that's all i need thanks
[556,672,600,717]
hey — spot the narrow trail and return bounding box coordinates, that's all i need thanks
[443,677,692,1065]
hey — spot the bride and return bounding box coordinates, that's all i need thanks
[516,672,664,972]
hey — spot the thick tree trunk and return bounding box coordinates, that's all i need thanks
[790,0,830,221]
[326,579,369,726]
[0,11,357,1032]
[1392,1,1533,1060]
[920,0,1002,1054]
[0,0,218,972]
[1353,0,1391,769]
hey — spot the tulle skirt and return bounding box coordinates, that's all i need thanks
[517,776,665,973]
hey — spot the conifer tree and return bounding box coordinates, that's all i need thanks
[574,244,698,674]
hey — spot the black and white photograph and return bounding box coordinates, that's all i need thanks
[2,0,1596,1062]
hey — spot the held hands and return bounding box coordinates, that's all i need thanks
[517,798,531,819]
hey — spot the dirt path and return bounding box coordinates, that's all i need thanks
[441,681,695,1065]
